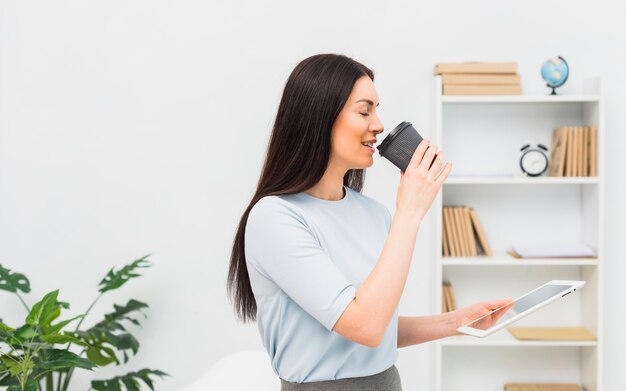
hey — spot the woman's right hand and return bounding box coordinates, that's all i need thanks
[396,139,452,222]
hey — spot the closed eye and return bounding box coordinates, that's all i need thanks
[360,112,369,116]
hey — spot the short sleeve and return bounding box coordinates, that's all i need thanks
[245,198,356,331]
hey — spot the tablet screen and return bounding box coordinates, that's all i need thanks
[464,284,574,331]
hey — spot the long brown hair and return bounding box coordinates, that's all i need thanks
[227,53,375,322]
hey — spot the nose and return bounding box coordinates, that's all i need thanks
[371,114,384,135]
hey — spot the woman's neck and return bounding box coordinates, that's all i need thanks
[304,167,346,201]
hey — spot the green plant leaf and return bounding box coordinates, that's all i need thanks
[0,321,12,344]
[0,321,13,333]
[91,369,168,391]
[0,371,9,384]
[75,299,148,367]
[122,376,141,391]
[0,265,30,294]
[98,255,152,293]
[45,314,83,335]
[7,378,39,391]
[4,356,34,377]
[86,344,117,366]
[7,379,38,391]
[1,357,17,376]
[42,307,60,328]
[39,333,86,346]
[34,349,95,371]
[8,325,38,344]
[105,333,139,358]
[82,330,139,365]
[25,290,59,326]
[95,300,148,333]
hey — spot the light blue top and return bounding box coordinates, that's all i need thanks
[245,185,398,383]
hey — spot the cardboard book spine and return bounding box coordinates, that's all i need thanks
[442,210,450,257]
[589,126,597,176]
[581,126,589,176]
[453,207,469,256]
[463,207,477,256]
[469,208,493,256]
[442,73,521,85]
[565,127,574,176]
[444,207,458,257]
[443,84,522,96]
[548,127,567,177]
[435,62,518,75]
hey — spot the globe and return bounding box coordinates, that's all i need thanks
[541,56,569,95]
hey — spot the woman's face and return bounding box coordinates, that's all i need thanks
[329,76,384,171]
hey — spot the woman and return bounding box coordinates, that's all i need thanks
[227,53,511,390]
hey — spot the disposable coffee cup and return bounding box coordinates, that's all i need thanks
[377,121,431,172]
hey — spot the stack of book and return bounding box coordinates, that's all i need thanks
[547,126,597,177]
[442,206,492,257]
[441,281,457,313]
[504,384,583,391]
[435,62,522,95]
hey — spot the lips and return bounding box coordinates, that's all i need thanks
[361,139,376,148]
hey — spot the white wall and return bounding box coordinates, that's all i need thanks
[1,1,624,390]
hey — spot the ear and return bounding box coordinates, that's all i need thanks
[537,144,548,151]
[520,144,530,152]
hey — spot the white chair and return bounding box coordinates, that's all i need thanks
[179,350,280,391]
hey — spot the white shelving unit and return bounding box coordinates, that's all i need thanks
[432,76,604,391]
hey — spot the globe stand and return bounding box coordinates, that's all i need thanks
[547,84,559,95]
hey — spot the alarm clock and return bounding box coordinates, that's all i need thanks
[520,143,549,177]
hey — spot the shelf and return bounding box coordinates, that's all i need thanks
[441,95,600,104]
[441,332,597,347]
[445,176,599,185]
[434,75,603,391]
[441,256,598,267]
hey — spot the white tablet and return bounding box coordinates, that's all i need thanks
[456,280,586,338]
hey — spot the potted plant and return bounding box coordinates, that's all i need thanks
[0,255,168,391]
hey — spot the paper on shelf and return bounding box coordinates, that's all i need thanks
[508,241,597,258]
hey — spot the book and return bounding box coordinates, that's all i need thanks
[443,207,458,257]
[462,207,477,256]
[449,207,461,257]
[580,126,589,176]
[547,127,567,176]
[507,327,596,341]
[442,213,450,256]
[443,84,522,96]
[469,208,493,256]
[589,126,597,176]
[576,126,584,176]
[453,207,469,256]
[442,282,457,312]
[435,62,518,75]
[441,73,521,85]
[565,127,574,176]
[570,126,578,176]
[572,126,579,176]
[504,384,583,391]
[448,283,457,311]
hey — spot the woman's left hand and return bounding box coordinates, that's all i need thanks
[450,298,514,335]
